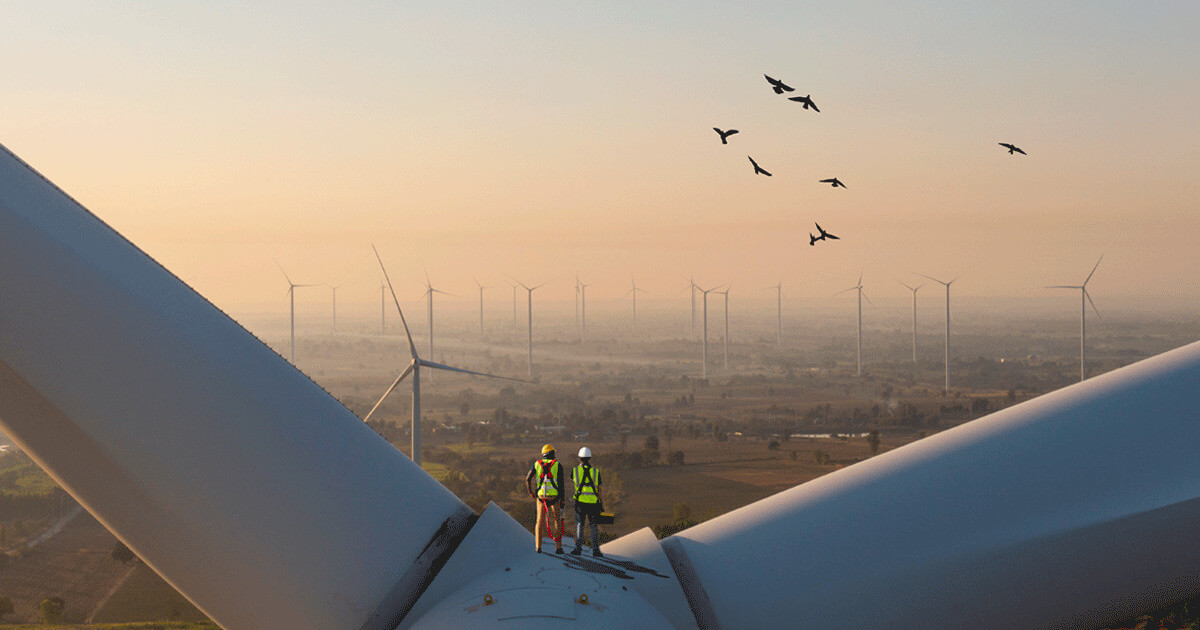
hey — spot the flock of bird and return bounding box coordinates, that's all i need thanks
[713,73,1026,248]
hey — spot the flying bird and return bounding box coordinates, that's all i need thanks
[748,156,772,177]
[788,94,820,112]
[999,142,1026,155]
[810,222,839,245]
[764,74,795,94]
[713,128,739,144]
[819,177,846,188]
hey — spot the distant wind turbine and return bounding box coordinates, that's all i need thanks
[835,273,873,376]
[899,282,923,363]
[626,275,647,333]
[579,278,591,343]
[698,284,725,379]
[474,277,490,337]
[509,276,549,378]
[379,278,387,335]
[918,273,958,392]
[718,287,731,369]
[766,281,782,348]
[275,260,318,364]
[423,270,456,382]
[327,283,344,333]
[1047,255,1104,382]
[574,274,581,330]
[682,275,699,340]
[366,246,524,466]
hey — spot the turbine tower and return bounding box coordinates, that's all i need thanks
[474,277,489,337]
[626,275,646,334]
[835,274,873,376]
[682,275,698,340]
[422,270,455,381]
[509,276,549,378]
[327,283,344,333]
[579,278,590,344]
[899,281,923,363]
[574,274,581,331]
[366,247,523,466]
[770,281,782,348]
[379,278,386,335]
[275,260,317,364]
[718,287,731,369]
[697,284,724,379]
[919,273,958,393]
[1047,255,1104,382]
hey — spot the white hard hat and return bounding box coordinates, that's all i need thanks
[578,447,592,458]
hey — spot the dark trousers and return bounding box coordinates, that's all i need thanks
[574,502,601,550]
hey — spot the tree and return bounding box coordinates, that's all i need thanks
[459,400,471,417]
[0,596,13,621]
[667,450,685,466]
[39,596,65,624]
[867,430,881,456]
[643,435,660,463]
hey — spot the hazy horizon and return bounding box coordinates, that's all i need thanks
[2,2,1197,317]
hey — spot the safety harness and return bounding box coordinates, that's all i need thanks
[534,458,562,543]
[574,464,598,503]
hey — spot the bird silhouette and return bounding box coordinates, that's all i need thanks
[819,177,846,188]
[764,74,795,94]
[816,222,839,241]
[809,233,820,246]
[999,142,1026,155]
[788,94,820,112]
[748,156,772,177]
[713,128,739,144]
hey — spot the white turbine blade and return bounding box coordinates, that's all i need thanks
[1083,254,1104,286]
[273,258,293,286]
[371,245,420,359]
[362,362,416,423]
[0,144,474,630]
[430,288,458,298]
[861,291,875,307]
[1084,288,1102,319]
[504,274,530,290]
[833,286,858,296]
[898,281,914,291]
[1046,285,1082,290]
[916,272,948,285]
[419,359,529,383]
[657,341,1200,629]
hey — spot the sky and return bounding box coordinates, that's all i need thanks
[2,1,1198,320]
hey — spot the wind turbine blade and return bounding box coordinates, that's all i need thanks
[916,273,948,285]
[833,287,858,296]
[1046,285,1082,290]
[531,281,551,291]
[371,245,420,359]
[948,276,960,285]
[1083,254,1104,286]
[862,291,875,307]
[504,274,530,291]
[0,146,475,629]
[420,359,530,383]
[430,288,458,297]
[898,281,914,291]
[362,362,416,423]
[273,258,293,286]
[1084,289,1102,319]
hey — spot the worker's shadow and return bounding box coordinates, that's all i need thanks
[559,555,670,580]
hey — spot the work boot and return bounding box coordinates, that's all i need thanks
[555,548,565,555]
[592,549,604,558]
[536,548,542,554]
[570,548,582,556]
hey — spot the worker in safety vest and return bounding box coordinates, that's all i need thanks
[525,444,565,554]
[571,446,604,557]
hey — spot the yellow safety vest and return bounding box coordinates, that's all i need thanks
[572,464,601,504]
[535,459,561,498]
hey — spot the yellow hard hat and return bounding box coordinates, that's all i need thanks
[542,443,555,455]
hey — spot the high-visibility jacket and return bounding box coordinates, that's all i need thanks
[572,464,601,504]
[534,459,561,498]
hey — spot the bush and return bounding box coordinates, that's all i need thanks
[39,596,65,624]
[767,439,780,451]
[667,450,685,466]
[0,596,13,620]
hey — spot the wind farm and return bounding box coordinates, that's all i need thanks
[1,2,1199,629]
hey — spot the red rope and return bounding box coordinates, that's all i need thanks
[539,496,562,543]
